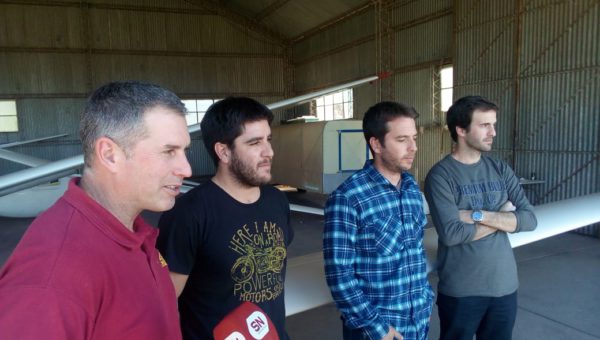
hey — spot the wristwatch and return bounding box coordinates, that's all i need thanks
[471,210,484,223]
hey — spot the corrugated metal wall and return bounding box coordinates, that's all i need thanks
[290,0,453,184]
[289,0,599,236]
[454,0,600,235]
[2,0,597,233]
[0,0,286,176]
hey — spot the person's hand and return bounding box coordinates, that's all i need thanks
[380,326,403,340]
[500,201,516,212]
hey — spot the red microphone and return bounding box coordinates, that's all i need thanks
[213,301,280,340]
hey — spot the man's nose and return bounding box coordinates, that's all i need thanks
[263,142,274,158]
[175,153,192,178]
[409,139,417,152]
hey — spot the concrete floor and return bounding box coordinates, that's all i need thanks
[285,232,600,340]
[282,192,600,340]
[1,191,599,340]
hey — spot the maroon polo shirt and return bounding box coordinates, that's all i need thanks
[0,178,182,340]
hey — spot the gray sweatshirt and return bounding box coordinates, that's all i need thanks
[424,155,537,297]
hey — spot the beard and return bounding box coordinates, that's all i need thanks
[380,150,413,174]
[465,136,493,152]
[230,152,271,187]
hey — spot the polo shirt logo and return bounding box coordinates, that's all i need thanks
[158,252,168,267]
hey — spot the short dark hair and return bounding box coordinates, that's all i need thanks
[79,81,186,166]
[446,95,498,142]
[200,97,274,166]
[363,101,419,153]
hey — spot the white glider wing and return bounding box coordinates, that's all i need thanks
[0,134,68,167]
[284,193,600,316]
[0,75,380,198]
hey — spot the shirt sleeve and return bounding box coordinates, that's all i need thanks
[322,192,388,340]
[157,195,201,275]
[279,189,294,246]
[0,286,91,339]
[501,162,538,233]
[424,168,477,246]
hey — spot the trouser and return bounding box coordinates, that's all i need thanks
[341,318,428,340]
[437,291,517,340]
[342,322,369,340]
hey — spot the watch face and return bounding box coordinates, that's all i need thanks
[472,211,483,222]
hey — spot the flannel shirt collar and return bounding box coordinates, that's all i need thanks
[362,159,418,192]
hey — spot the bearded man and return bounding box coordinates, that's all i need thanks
[157,97,294,340]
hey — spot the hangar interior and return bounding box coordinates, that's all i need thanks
[0,0,599,339]
[1,0,598,220]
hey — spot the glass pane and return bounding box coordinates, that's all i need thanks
[0,116,18,132]
[182,99,196,112]
[441,88,453,112]
[197,100,213,112]
[440,67,453,89]
[348,90,353,101]
[342,90,349,102]
[333,92,343,104]
[185,113,198,126]
[333,103,344,119]
[197,112,206,123]
[316,98,324,106]
[324,94,333,106]
[325,105,333,120]
[0,100,17,116]
[317,106,324,120]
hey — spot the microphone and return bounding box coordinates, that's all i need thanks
[213,301,280,340]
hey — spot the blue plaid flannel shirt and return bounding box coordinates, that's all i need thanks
[323,160,433,340]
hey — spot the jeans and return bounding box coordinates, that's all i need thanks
[342,321,369,340]
[437,291,517,340]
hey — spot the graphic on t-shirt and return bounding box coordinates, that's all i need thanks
[229,221,286,303]
[456,180,504,209]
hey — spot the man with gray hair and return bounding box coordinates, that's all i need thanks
[0,81,191,339]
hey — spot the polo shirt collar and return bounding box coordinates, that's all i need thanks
[62,178,157,250]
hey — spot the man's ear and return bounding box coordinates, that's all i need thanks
[456,126,468,138]
[94,137,124,173]
[369,137,382,155]
[214,142,230,164]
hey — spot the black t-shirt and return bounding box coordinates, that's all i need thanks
[157,181,293,340]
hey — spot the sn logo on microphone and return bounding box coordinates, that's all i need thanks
[246,311,270,339]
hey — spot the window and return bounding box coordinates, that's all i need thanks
[181,99,220,126]
[0,100,18,132]
[440,66,453,112]
[312,89,353,121]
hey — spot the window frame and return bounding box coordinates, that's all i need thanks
[312,89,354,121]
[440,65,454,113]
[181,98,220,126]
[0,100,19,132]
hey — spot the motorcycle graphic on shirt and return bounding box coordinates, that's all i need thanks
[229,221,287,303]
[231,245,286,282]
